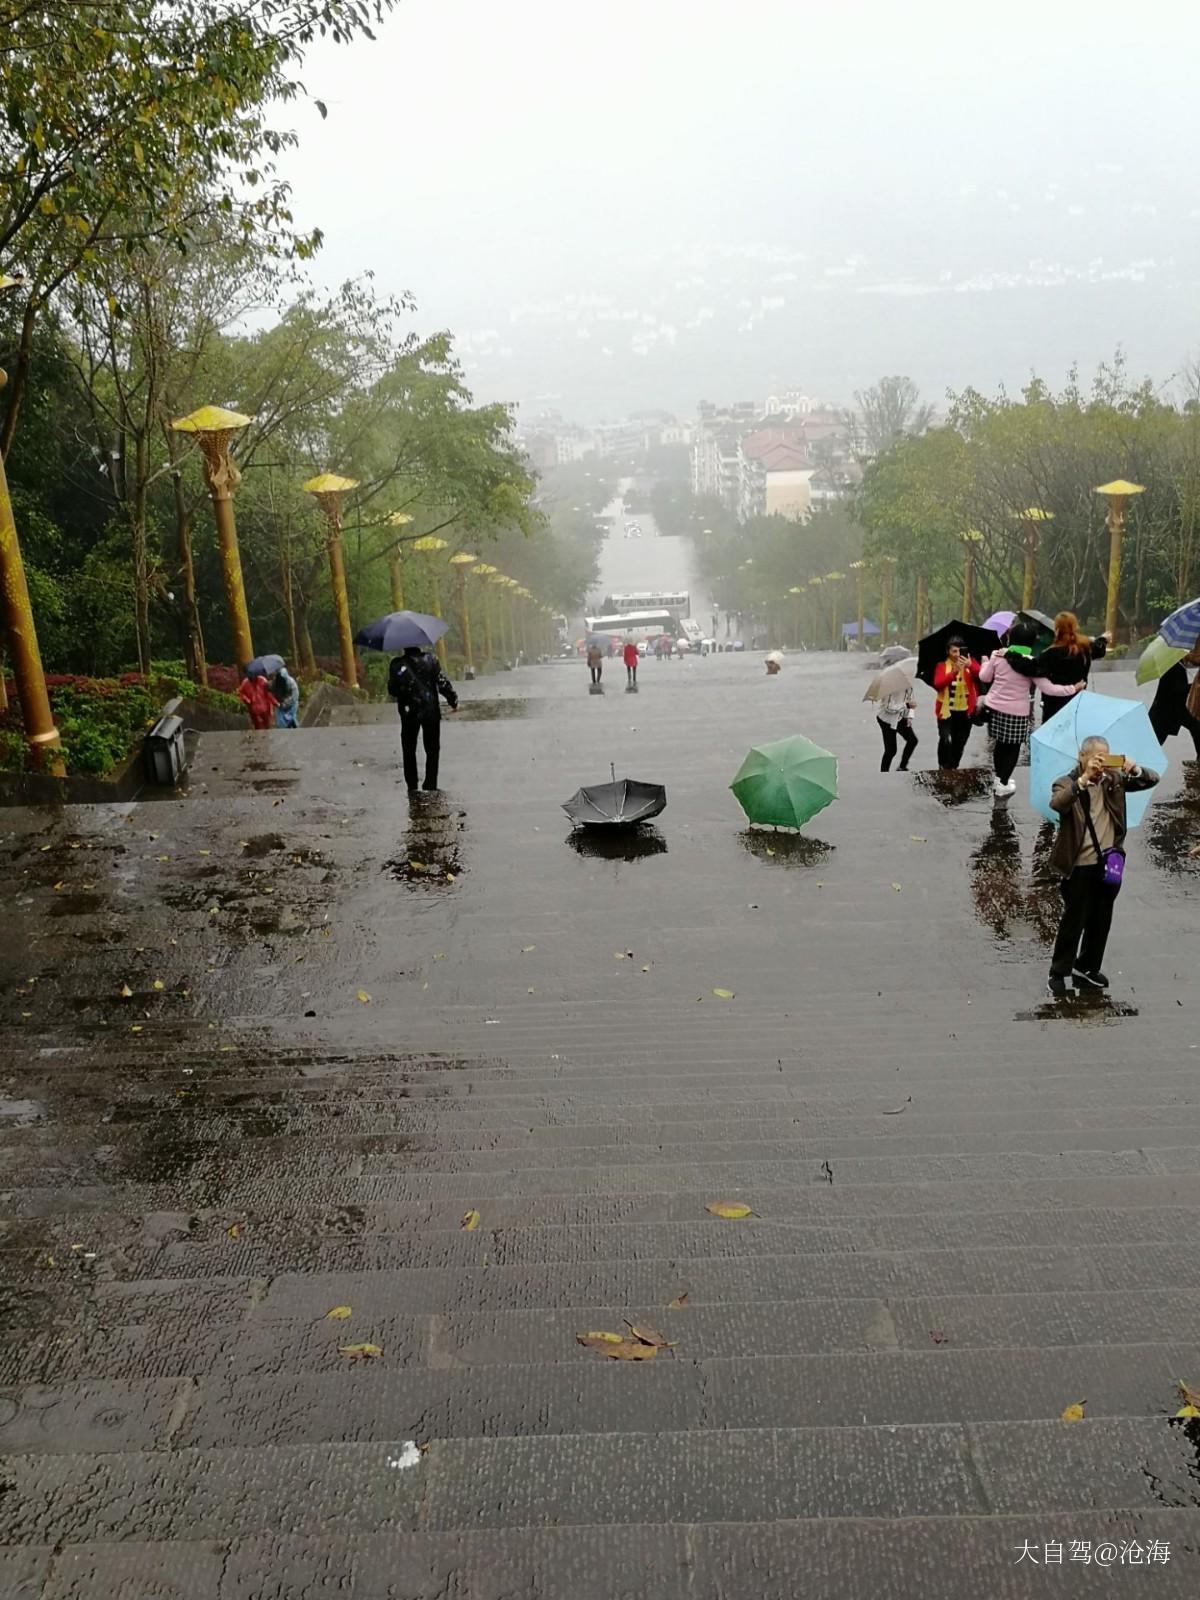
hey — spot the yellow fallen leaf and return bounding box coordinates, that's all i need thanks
[356,990,371,1004]
[712,988,735,1000]
[909,835,927,843]
[626,1321,673,1348]
[527,987,535,994]
[156,854,170,862]
[614,952,626,960]
[325,1305,353,1320]
[460,1209,481,1231]
[119,983,133,999]
[152,979,165,991]
[1061,1400,1086,1422]
[52,880,64,891]
[433,953,445,961]
[669,1291,689,1309]
[130,1025,142,1034]
[1174,1404,1200,1418]
[706,1202,752,1219]
[522,945,536,953]
[338,1342,382,1360]
[227,1223,240,1239]
[576,1333,657,1360]
[1178,1379,1200,1409]
[579,1331,624,1343]
[197,849,211,856]
[891,882,902,892]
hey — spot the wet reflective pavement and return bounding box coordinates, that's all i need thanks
[2,653,1199,1597]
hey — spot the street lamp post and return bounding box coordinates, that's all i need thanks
[1016,507,1053,610]
[171,405,254,668]
[849,559,866,649]
[489,572,512,663]
[825,572,845,650]
[877,557,896,645]
[1095,479,1146,641]
[961,530,983,621]
[0,274,62,771]
[303,474,359,689]
[473,564,497,665]
[807,575,823,647]
[385,511,413,610]
[411,535,449,669]
[787,586,804,647]
[449,552,478,677]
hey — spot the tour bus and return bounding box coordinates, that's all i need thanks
[609,591,690,623]
[585,609,675,646]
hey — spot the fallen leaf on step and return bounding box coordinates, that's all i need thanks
[626,1321,673,1348]
[1060,1399,1086,1422]
[521,945,536,953]
[227,1223,240,1239]
[460,1209,481,1231]
[706,1201,752,1219]
[1175,1404,1200,1419]
[325,1305,352,1320]
[578,1333,657,1360]
[669,1291,690,1309]
[356,990,371,1003]
[578,1330,624,1344]
[909,835,927,843]
[711,988,735,1000]
[119,983,133,999]
[152,979,165,991]
[1178,1379,1200,1409]
[338,1342,382,1361]
[891,882,902,892]
[929,1330,947,1345]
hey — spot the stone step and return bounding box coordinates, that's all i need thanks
[4,1421,1200,1545]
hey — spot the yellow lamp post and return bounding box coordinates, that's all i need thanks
[960,530,983,621]
[825,572,845,650]
[488,571,512,663]
[449,552,478,677]
[171,405,254,668]
[473,563,497,664]
[915,571,927,640]
[1095,479,1146,641]
[876,556,896,646]
[411,535,449,668]
[787,585,804,647]
[849,559,866,649]
[0,274,62,770]
[385,511,414,610]
[1016,507,1053,610]
[807,575,823,646]
[302,474,359,689]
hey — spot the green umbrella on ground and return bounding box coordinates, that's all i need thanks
[730,734,838,830]
[1136,633,1188,686]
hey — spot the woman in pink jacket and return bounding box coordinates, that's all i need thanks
[979,622,1083,797]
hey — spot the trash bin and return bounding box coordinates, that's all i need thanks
[144,713,187,785]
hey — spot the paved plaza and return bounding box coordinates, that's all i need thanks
[2,651,1199,1597]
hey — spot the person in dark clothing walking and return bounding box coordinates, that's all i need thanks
[1046,735,1158,996]
[1006,611,1110,722]
[388,647,458,791]
[622,638,639,686]
[1148,641,1200,757]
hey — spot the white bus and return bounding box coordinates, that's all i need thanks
[585,609,675,645]
[609,591,690,622]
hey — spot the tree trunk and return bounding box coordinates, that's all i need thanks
[295,589,317,677]
[129,459,152,676]
[0,299,38,460]
[280,547,300,668]
[0,639,8,713]
[171,475,206,685]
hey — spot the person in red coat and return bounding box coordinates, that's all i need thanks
[238,671,278,730]
[932,636,981,769]
[622,638,639,687]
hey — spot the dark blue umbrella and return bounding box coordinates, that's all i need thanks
[245,653,285,678]
[355,610,449,652]
[1159,596,1200,650]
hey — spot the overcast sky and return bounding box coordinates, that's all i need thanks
[282,0,1200,419]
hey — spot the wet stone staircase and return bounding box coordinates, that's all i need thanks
[3,1011,1200,1598]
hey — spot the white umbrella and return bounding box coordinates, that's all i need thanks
[863,657,916,701]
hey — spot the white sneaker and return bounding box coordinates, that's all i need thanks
[992,778,1016,797]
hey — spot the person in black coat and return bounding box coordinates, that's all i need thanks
[1148,643,1200,756]
[388,647,458,791]
[1005,611,1110,723]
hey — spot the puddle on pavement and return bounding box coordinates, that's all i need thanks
[1015,998,1140,1022]
[457,698,530,721]
[566,825,667,861]
[738,831,833,867]
[967,811,1060,943]
[239,832,288,859]
[913,768,993,806]
[250,778,297,795]
[47,892,108,918]
[385,798,467,886]
[1145,764,1200,875]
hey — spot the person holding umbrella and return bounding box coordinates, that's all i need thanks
[932,637,982,769]
[978,621,1083,796]
[1148,636,1200,757]
[1046,735,1158,995]
[355,609,458,792]
[622,636,639,687]
[1006,611,1110,723]
[272,663,301,729]
[865,650,918,771]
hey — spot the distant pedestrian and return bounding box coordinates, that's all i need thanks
[876,682,918,771]
[237,670,277,731]
[932,637,981,768]
[978,624,1082,796]
[654,639,663,661]
[623,638,639,686]
[272,665,300,729]
[388,646,458,792]
[1006,612,1110,722]
[1046,735,1158,996]
[586,642,603,685]
[1148,639,1200,757]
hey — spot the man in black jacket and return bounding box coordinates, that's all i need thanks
[388,648,458,791]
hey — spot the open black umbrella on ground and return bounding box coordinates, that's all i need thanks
[563,765,666,828]
[916,619,1002,686]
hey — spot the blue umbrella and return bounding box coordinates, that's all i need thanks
[355,610,448,652]
[1158,596,1200,650]
[245,653,285,679]
[1029,689,1166,828]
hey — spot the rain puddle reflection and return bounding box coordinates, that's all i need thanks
[968,811,1060,942]
[456,698,530,721]
[738,831,833,866]
[566,825,667,861]
[913,768,993,806]
[1015,998,1140,1022]
[1145,762,1200,875]
[385,797,467,886]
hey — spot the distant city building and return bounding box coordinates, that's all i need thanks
[692,396,853,520]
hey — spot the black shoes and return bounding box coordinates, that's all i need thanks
[1072,968,1108,989]
[1047,974,1069,997]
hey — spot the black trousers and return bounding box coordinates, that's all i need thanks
[626,662,637,685]
[1149,704,1200,757]
[993,740,1022,784]
[936,711,972,769]
[400,714,441,790]
[1050,864,1115,977]
[589,664,602,684]
[878,717,918,771]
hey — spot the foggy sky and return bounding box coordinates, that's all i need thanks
[281,0,1200,419]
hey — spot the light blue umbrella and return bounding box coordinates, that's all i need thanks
[1158,596,1200,650]
[1029,689,1166,828]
